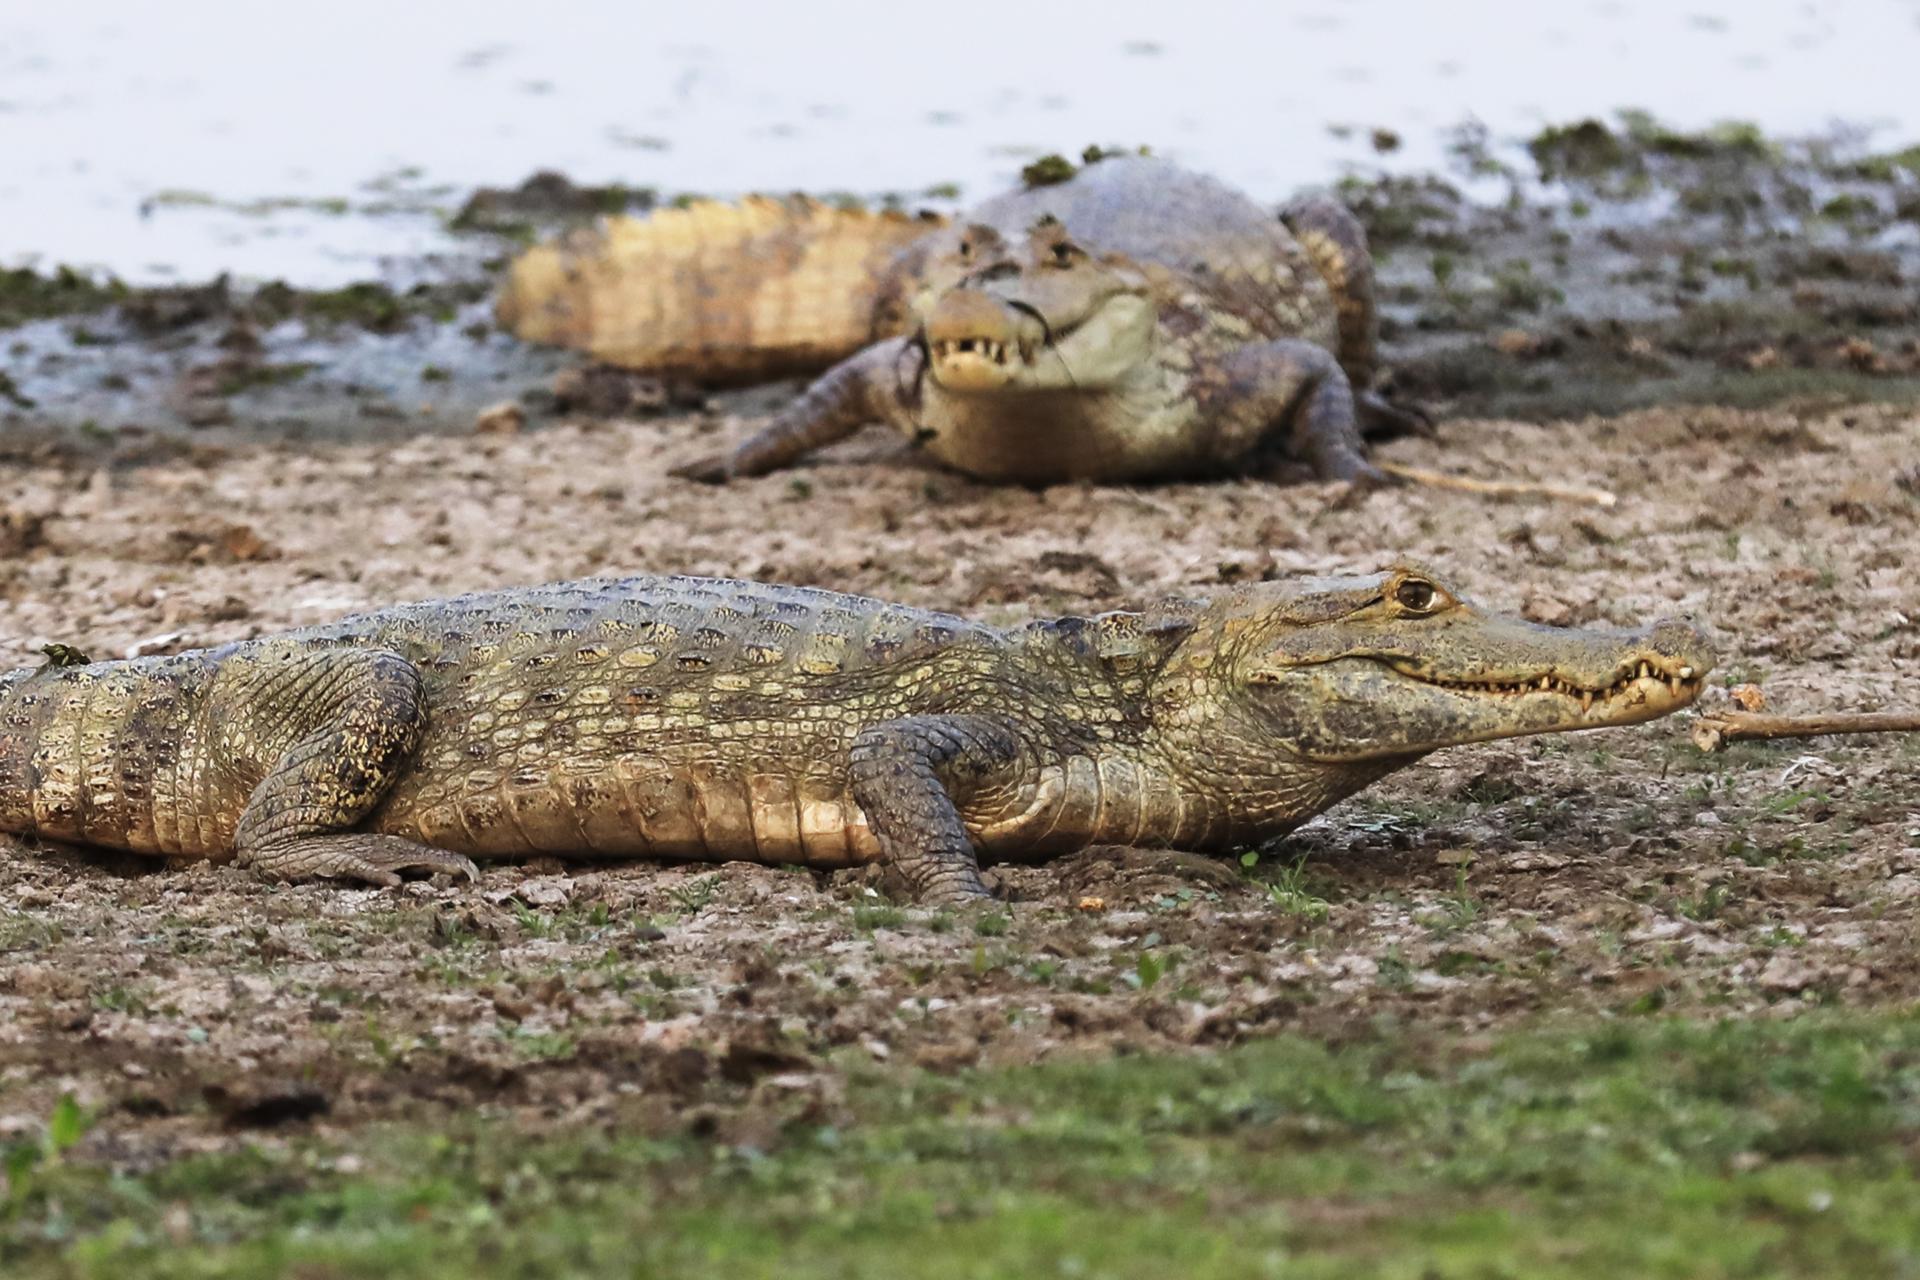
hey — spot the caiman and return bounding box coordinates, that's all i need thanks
[0,567,1710,904]
[497,154,1425,485]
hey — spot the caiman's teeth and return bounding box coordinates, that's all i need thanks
[1406,664,1702,706]
[936,338,1014,364]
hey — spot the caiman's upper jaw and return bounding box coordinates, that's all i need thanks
[927,333,1032,383]
[1387,656,1708,716]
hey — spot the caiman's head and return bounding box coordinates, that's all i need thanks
[1154,564,1714,768]
[911,215,1154,393]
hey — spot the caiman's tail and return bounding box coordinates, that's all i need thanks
[497,198,946,385]
[1279,196,1379,389]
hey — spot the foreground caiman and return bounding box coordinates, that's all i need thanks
[498,154,1424,485]
[0,568,1709,903]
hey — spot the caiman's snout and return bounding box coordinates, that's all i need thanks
[1568,615,1716,717]
[923,289,1039,390]
[1642,616,1715,683]
[1379,613,1716,727]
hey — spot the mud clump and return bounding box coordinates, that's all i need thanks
[449,170,659,239]
[0,265,127,328]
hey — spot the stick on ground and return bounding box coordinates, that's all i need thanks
[1691,709,1920,752]
[1378,462,1618,508]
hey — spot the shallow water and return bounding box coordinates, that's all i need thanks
[5,0,1919,285]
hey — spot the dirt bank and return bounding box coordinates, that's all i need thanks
[1,394,1914,1158]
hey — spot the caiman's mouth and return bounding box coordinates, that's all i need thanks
[1387,658,1707,713]
[920,290,1153,392]
[927,334,1030,377]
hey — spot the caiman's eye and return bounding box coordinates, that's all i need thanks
[1395,577,1437,612]
[1050,242,1075,266]
[957,239,973,261]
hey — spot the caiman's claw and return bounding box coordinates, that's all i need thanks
[1323,460,1398,509]
[1346,461,1398,491]
[1313,448,1396,489]
[670,454,734,485]
[1358,391,1436,441]
[242,835,481,889]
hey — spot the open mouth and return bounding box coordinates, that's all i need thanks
[928,336,1030,367]
[1390,660,1706,712]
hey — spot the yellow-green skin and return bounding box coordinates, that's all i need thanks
[676,157,1415,486]
[0,569,1713,903]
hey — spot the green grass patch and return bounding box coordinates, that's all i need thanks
[4,1012,1919,1277]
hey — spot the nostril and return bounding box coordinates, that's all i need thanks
[965,262,1019,285]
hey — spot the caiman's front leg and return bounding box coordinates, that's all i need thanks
[674,337,922,483]
[847,714,1023,904]
[223,648,479,886]
[1201,340,1385,484]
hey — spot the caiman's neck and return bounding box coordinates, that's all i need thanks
[1014,599,1202,701]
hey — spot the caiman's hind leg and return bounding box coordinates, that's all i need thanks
[1281,195,1433,441]
[673,337,921,483]
[1201,340,1384,484]
[225,648,478,887]
[847,715,1023,904]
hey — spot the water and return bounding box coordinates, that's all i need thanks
[5,0,1919,285]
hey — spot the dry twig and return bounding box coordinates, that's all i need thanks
[1691,709,1920,752]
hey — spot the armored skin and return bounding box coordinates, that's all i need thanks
[498,156,1424,485]
[0,568,1711,903]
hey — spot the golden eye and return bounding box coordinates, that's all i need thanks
[1395,578,1436,611]
[957,239,973,260]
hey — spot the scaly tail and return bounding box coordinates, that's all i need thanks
[1282,195,1432,439]
[1279,195,1378,389]
[497,197,946,385]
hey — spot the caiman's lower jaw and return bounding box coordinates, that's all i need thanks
[1390,660,1707,718]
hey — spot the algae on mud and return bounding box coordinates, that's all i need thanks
[6,115,1920,450]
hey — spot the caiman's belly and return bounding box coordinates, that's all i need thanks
[370,754,883,867]
[966,756,1233,861]
[912,396,1208,484]
[369,752,1267,868]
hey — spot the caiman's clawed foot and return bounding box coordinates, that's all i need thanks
[1324,463,1398,510]
[1304,442,1396,493]
[915,865,1001,906]
[669,454,733,485]
[1358,391,1436,440]
[241,834,481,888]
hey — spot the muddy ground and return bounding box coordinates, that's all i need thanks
[0,118,1917,1168]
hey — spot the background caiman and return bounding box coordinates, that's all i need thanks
[0,568,1710,903]
[498,155,1425,485]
